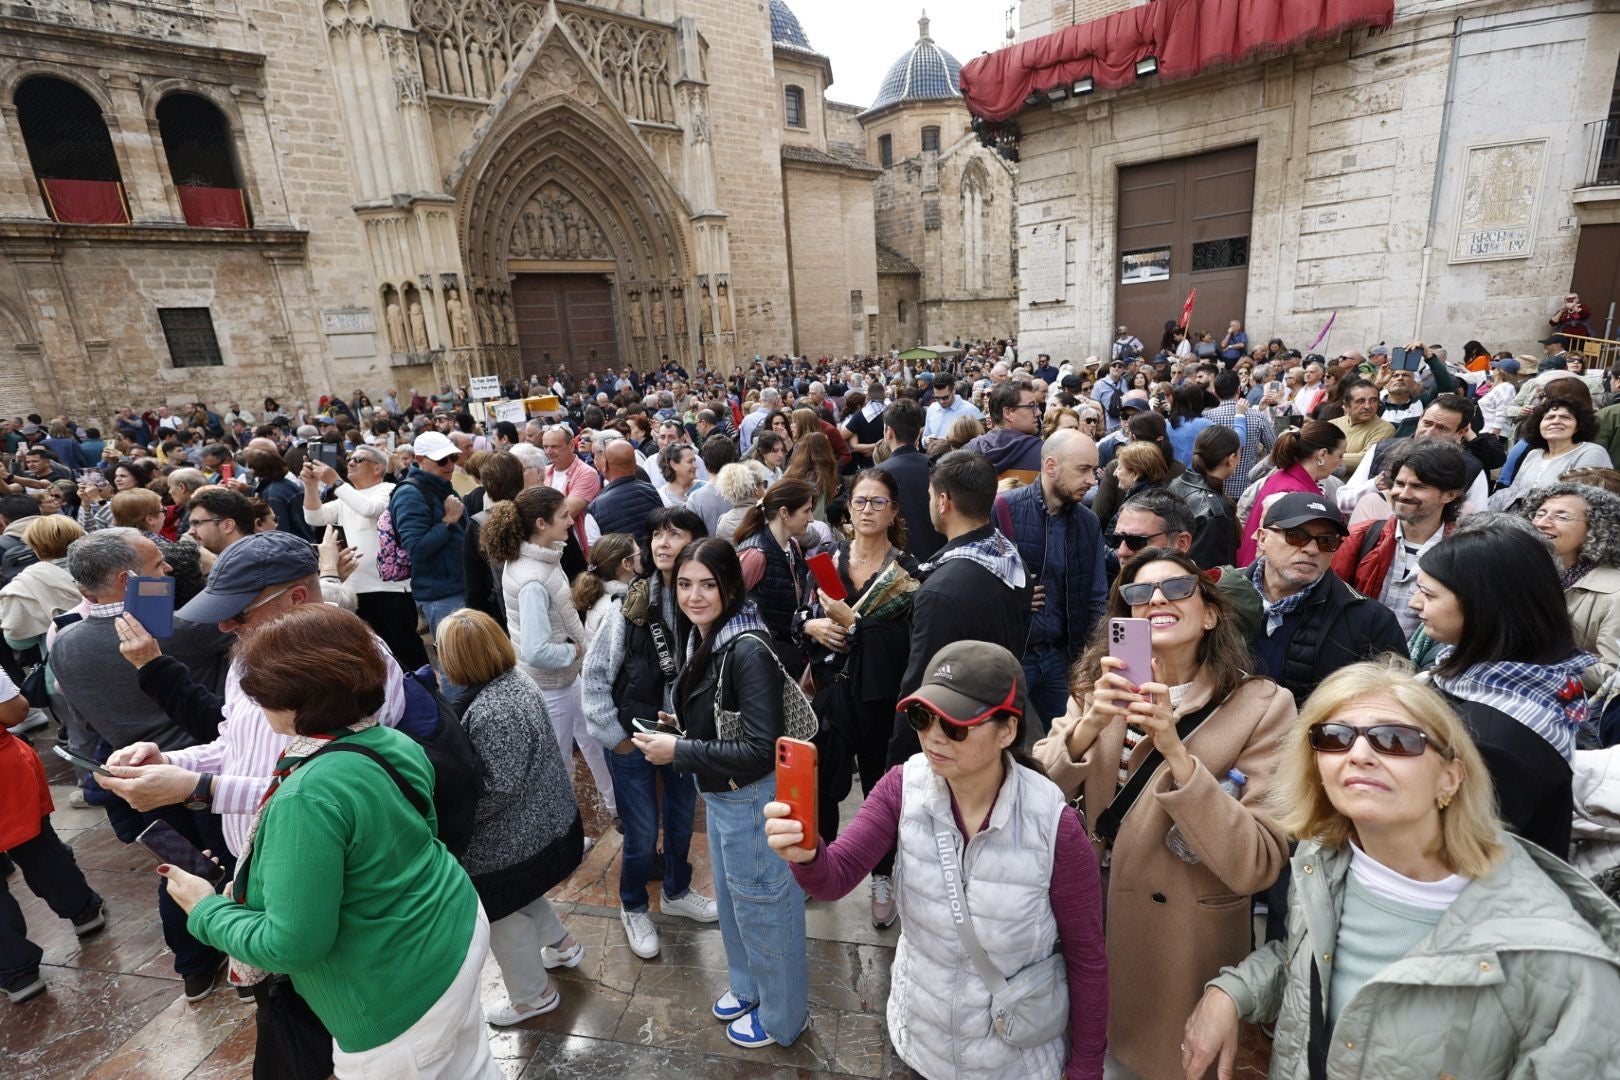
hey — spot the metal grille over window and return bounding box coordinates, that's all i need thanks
[922,126,940,152]
[158,308,224,368]
[1192,237,1250,273]
[785,86,805,129]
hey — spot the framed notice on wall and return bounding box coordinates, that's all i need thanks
[1450,138,1547,263]
[1025,225,1067,304]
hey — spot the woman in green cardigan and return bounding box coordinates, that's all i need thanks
[159,605,498,1079]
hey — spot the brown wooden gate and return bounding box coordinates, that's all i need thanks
[511,272,618,379]
[1571,223,1619,340]
[1115,144,1257,349]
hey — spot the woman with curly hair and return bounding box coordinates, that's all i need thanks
[1493,395,1610,510]
[1523,482,1620,691]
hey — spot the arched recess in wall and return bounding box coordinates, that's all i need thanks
[156,92,251,228]
[0,291,39,415]
[961,159,991,292]
[13,75,128,224]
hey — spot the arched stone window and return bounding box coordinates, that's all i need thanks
[784,85,805,128]
[14,75,128,224]
[921,125,940,152]
[961,160,991,292]
[157,92,250,228]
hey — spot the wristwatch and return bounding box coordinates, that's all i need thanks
[183,772,214,812]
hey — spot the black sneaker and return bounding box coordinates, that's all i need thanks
[183,962,223,1003]
[3,969,45,1004]
[72,904,106,939]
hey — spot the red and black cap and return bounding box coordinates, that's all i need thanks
[898,641,1031,730]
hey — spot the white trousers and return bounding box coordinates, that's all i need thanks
[332,907,500,1080]
[540,681,617,817]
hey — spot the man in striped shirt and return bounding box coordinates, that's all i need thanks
[1203,371,1276,501]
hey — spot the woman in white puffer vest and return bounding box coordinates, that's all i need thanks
[764,640,1108,1079]
[481,486,616,822]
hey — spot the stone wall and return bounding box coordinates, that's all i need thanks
[1012,0,1620,367]
[782,162,878,357]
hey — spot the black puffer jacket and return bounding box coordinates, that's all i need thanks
[672,618,785,793]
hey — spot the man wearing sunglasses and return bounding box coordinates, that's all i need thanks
[389,430,468,655]
[1241,492,1407,707]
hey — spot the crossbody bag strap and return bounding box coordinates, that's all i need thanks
[931,814,1008,994]
[1307,957,1329,1080]
[1090,697,1222,846]
[308,742,431,819]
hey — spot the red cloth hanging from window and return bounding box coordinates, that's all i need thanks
[39,179,130,225]
[959,0,1394,122]
[177,185,249,229]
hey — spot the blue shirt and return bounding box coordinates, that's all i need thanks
[923,396,983,441]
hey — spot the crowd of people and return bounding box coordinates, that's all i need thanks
[4,323,1620,1079]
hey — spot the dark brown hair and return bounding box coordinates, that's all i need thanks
[732,477,817,546]
[238,605,387,735]
[1271,420,1345,470]
[481,485,565,563]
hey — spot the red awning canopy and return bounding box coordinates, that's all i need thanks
[959,0,1394,122]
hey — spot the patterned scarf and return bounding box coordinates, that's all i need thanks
[1430,654,1595,760]
[225,717,378,988]
[922,528,1027,588]
[1248,558,1323,636]
[1562,560,1597,591]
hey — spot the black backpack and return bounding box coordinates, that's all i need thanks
[392,669,485,857]
[0,535,36,587]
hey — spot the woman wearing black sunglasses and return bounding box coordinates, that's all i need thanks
[1185,661,1620,1080]
[1034,548,1294,1079]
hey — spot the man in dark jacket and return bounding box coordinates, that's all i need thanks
[874,398,944,561]
[588,441,666,554]
[995,429,1104,729]
[1237,492,1408,707]
[885,451,1030,766]
[390,430,467,640]
[963,380,1044,482]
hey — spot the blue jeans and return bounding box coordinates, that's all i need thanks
[1022,646,1072,735]
[606,746,697,912]
[417,594,467,700]
[703,774,807,1045]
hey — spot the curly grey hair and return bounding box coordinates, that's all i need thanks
[1518,482,1620,569]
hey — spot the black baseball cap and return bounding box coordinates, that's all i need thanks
[898,641,1032,727]
[1261,492,1347,534]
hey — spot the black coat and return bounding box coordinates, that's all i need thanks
[671,630,784,793]
[1442,693,1572,856]
[875,446,944,562]
[1167,471,1238,569]
[1249,571,1409,707]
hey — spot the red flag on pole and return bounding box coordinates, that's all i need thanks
[1180,288,1196,329]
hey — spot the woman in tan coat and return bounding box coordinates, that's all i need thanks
[1034,548,1294,1079]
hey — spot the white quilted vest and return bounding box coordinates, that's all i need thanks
[500,542,585,689]
[889,753,1069,1079]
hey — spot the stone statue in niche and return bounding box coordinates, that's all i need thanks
[467,40,487,98]
[701,286,715,334]
[650,289,665,338]
[627,291,647,339]
[500,292,517,344]
[716,282,734,332]
[386,300,408,353]
[418,37,441,92]
[589,224,609,258]
[446,290,470,348]
[441,39,465,95]
[409,301,431,352]
[476,296,495,344]
[671,287,687,336]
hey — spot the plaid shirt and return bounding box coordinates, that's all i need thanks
[1205,400,1274,501]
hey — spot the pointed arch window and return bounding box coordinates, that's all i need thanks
[14,76,128,224]
[961,162,992,292]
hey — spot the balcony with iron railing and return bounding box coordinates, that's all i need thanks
[1581,117,1620,188]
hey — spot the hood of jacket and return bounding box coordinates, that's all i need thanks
[3,515,37,540]
[924,524,1026,589]
[965,427,1042,471]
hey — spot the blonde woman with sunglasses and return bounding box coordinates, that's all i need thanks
[1184,661,1620,1080]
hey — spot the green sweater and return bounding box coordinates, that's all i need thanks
[189,726,478,1052]
[1328,873,1444,1026]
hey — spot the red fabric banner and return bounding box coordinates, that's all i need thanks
[960,0,1394,122]
[177,185,250,229]
[39,179,130,225]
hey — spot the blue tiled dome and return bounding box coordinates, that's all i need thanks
[869,12,962,112]
[770,0,813,51]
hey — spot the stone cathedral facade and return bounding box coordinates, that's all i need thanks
[0,0,1014,419]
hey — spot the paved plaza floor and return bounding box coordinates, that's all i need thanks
[6,737,1272,1079]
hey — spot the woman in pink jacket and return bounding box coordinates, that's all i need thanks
[1235,420,1345,565]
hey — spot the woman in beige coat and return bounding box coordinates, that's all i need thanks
[1522,481,1620,693]
[1034,548,1293,1079]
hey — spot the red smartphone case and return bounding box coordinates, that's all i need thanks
[775,738,818,846]
[807,552,846,601]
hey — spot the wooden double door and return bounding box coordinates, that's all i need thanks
[511,272,619,378]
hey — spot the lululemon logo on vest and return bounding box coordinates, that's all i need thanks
[935,833,966,925]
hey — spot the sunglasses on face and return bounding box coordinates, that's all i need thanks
[906,704,982,742]
[1308,722,1452,759]
[1105,531,1166,552]
[1119,574,1199,606]
[1269,526,1344,553]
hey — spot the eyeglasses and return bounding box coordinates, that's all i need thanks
[1105,530,1167,552]
[849,496,892,511]
[234,585,292,623]
[1267,526,1344,553]
[1308,722,1453,760]
[906,704,981,742]
[187,515,220,527]
[1531,508,1584,526]
[1119,574,1199,606]
[1007,402,1043,415]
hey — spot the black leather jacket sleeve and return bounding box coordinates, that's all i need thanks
[674,634,784,789]
[136,654,225,743]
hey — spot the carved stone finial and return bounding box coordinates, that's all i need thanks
[918,10,930,41]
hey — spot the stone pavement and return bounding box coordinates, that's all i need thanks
[6,736,1272,1079]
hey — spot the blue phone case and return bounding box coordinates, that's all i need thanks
[124,575,176,639]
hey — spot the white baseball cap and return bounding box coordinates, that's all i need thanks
[411,431,460,461]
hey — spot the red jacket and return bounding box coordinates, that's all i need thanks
[0,733,52,850]
[1332,517,1455,598]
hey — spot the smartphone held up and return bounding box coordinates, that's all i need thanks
[775,737,818,847]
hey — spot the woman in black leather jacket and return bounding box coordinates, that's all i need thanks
[1167,424,1241,569]
[629,538,808,1051]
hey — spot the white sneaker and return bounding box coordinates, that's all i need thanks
[6,709,47,735]
[870,874,897,928]
[660,888,719,923]
[540,937,583,970]
[485,985,560,1027]
[620,908,660,959]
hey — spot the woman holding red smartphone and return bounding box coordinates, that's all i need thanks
[795,469,918,927]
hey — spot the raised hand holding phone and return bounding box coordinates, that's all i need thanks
[773,737,818,846]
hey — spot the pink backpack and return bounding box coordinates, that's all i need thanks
[375,480,417,582]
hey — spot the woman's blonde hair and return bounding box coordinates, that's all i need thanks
[1115,441,1168,485]
[23,514,85,561]
[434,607,516,687]
[111,488,164,528]
[1274,659,1505,879]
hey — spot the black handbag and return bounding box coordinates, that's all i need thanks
[251,974,333,1080]
[18,663,48,709]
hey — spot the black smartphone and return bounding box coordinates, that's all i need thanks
[1389,347,1423,373]
[136,820,226,885]
[631,717,682,737]
[53,744,112,777]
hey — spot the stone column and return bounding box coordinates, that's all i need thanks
[102,73,183,224]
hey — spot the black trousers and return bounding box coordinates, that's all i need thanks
[0,816,101,980]
[356,590,430,671]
